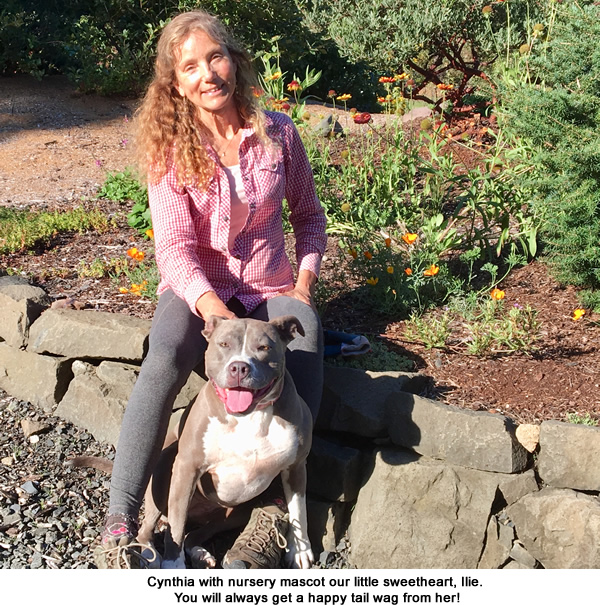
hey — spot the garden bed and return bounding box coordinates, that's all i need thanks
[1,75,599,426]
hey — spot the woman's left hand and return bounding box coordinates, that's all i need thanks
[281,269,317,309]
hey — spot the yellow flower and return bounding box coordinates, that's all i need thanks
[145,229,154,239]
[341,202,351,213]
[367,277,379,286]
[336,93,352,101]
[340,150,350,160]
[572,308,586,321]
[490,287,505,301]
[271,71,282,81]
[404,267,412,276]
[119,287,129,294]
[387,266,394,274]
[401,233,418,245]
[423,264,440,277]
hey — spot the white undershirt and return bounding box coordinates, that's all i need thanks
[222,164,249,249]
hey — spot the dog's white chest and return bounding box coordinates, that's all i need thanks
[201,414,299,505]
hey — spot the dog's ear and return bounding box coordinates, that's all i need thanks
[202,315,229,340]
[269,315,305,344]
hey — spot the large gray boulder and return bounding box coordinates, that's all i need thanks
[28,308,150,362]
[348,448,525,568]
[507,488,600,568]
[538,420,600,491]
[0,275,50,348]
[386,392,529,473]
[0,343,70,412]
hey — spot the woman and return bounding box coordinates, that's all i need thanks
[95,10,326,569]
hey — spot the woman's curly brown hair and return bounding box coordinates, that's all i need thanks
[134,10,267,189]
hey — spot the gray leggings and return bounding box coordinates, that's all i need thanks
[108,289,323,517]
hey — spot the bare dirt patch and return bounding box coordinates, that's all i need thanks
[2,75,599,426]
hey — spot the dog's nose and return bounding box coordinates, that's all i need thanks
[228,361,250,382]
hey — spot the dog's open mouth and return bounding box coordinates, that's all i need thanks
[213,380,277,414]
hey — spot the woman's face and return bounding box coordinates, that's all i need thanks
[174,30,237,120]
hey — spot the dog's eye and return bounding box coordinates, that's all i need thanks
[258,345,270,352]
[218,341,229,348]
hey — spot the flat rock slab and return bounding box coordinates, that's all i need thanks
[537,420,600,491]
[316,365,430,437]
[0,343,70,412]
[56,360,206,445]
[0,275,50,348]
[507,488,600,568]
[386,392,529,473]
[28,308,151,362]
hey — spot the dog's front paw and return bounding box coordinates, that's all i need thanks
[284,539,314,569]
[161,552,187,569]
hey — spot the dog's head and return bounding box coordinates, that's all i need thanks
[202,315,304,415]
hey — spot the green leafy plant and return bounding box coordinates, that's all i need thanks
[98,169,151,236]
[498,1,600,308]
[404,308,453,349]
[566,412,598,427]
[325,340,413,372]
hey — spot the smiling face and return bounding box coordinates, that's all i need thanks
[174,30,237,121]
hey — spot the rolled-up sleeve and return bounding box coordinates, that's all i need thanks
[149,170,214,314]
[280,115,327,277]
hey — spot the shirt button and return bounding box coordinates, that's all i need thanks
[224,215,229,222]
[234,253,241,260]
[221,245,227,252]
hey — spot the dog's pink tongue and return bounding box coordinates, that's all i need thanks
[226,388,254,413]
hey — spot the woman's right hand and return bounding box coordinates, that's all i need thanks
[195,291,236,321]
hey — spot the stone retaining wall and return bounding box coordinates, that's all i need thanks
[2,275,600,569]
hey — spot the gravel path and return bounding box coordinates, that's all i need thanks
[0,390,113,568]
[0,389,353,569]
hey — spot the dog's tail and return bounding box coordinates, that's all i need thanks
[65,455,114,474]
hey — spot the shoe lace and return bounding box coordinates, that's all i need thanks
[103,541,159,570]
[245,510,289,557]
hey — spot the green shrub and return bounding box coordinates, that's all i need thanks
[300,0,542,115]
[498,1,600,308]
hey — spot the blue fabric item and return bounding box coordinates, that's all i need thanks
[323,330,371,358]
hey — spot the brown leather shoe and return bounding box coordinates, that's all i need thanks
[222,502,289,569]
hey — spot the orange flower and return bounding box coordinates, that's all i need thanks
[337,93,352,101]
[145,229,154,239]
[387,266,394,274]
[490,287,505,301]
[572,308,586,321]
[366,277,379,286]
[436,83,454,91]
[404,268,412,276]
[364,251,373,260]
[384,237,391,248]
[127,247,144,262]
[119,287,129,294]
[327,89,337,98]
[401,233,418,245]
[287,80,301,91]
[348,248,358,259]
[378,76,395,84]
[423,264,440,277]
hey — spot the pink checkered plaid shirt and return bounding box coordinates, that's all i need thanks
[149,111,327,315]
